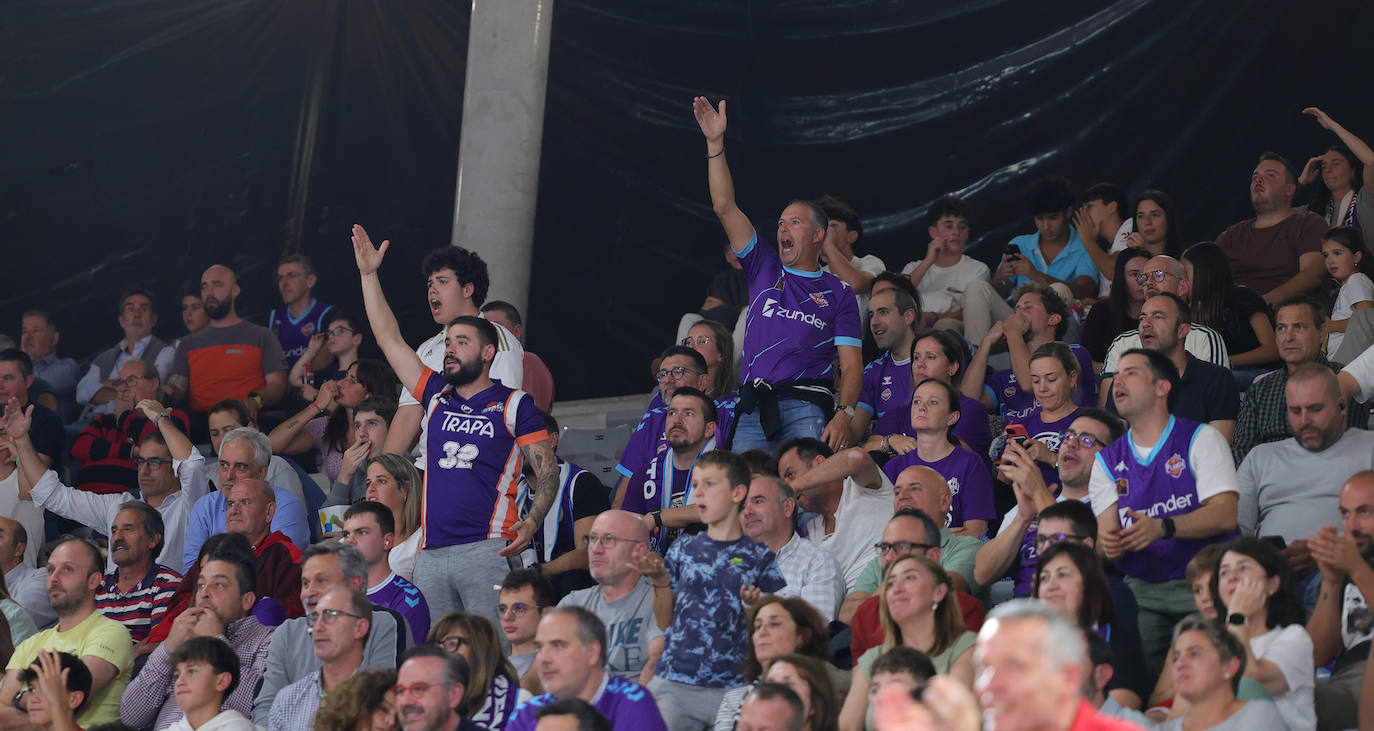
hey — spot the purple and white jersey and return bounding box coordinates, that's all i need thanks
[506,675,668,731]
[738,233,862,384]
[267,300,333,367]
[614,392,737,480]
[859,352,912,438]
[622,440,715,553]
[982,344,1097,423]
[367,573,430,646]
[882,446,996,529]
[1091,416,1238,582]
[1002,406,1079,489]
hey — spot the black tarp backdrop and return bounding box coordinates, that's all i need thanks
[2,0,1371,401]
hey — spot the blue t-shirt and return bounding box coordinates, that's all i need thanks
[506,675,668,731]
[983,344,1097,423]
[1007,230,1099,290]
[414,369,549,547]
[655,533,785,688]
[267,299,334,367]
[368,573,430,646]
[737,233,862,384]
[615,392,737,479]
[882,446,996,529]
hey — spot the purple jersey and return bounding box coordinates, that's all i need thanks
[1003,406,1079,489]
[622,442,715,554]
[859,352,913,438]
[518,459,609,563]
[1094,417,1237,582]
[267,299,333,366]
[738,233,862,383]
[615,392,737,479]
[983,344,1097,423]
[368,573,430,645]
[506,675,668,731]
[882,446,995,529]
[414,368,550,547]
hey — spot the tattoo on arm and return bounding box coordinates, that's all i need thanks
[523,439,559,525]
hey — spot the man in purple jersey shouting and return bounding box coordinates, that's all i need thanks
[693,96,863,455]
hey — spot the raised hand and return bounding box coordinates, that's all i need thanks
[351,223,391,276]
[1125,231,1146,250]
[338,439,371,483]
[1225,576,1269,620]
[1309,524,1365,580]
[1303,106,1336,131]
[1072,207,1096,245]
[31,650,75,724]
[136,398,168,422]
[740,584,765,609]
[693,96,727,142]
[314,380,340,413]
[1003,312,1030,338]
[1299,156,1324,186]
[1,398,33,439]
[627,550,669,584]
[303,333,326,358]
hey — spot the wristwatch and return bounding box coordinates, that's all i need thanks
[1160,516,1177,540]
[1227,612,1246,626]
[651,511,663,529]
[835,404,855,419]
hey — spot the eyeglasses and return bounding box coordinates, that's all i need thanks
[327,326,355,338]
[498,601,536,616]
[874,541,937,555]
[681,335,715,347]
[582,534,644,549]
[655,366,700,382]
[1034,533,1087,549]
[392,682,441,700]
[438,636,468,654]
[133,457,172,470]
[1132,270,1178,285]
[12,687,34,711]
[116,375,153,388]
[1061,430,1106,450]
[308,608,364,627]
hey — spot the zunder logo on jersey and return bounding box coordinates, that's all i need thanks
[762,298,828,330]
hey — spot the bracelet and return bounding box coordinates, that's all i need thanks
[652,582,670,589]
[153,411,168,426]
[312,403,327,416]
[706,148,725,159]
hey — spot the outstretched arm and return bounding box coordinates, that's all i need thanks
[1305,107,1374,191]
[352,224,425,391]
[137,399,193,460]
[693,97,755,252]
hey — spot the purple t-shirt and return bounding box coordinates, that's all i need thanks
[615,392,737,479]
[506,676,668,731]
[368,573,431,646]
[983,344,1097,423]
[859,351,912,438]
[1002,406,1079,489]
[882,446,996,529]
[737,233,862,383]
[622,445,703,554]
[267,299,334,367]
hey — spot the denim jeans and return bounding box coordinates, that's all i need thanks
[730,397,829,455]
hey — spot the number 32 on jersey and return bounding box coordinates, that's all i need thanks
[438,441,480,469]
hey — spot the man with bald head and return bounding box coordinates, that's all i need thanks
[557,510,664,684]
[741,474,842,622]
[1099,255,1230,399]
[70,360,190,494]
[1308,472,1374,730]
[0,516,54,628]
[167,264,287,434]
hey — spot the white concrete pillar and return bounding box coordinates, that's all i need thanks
[450,0,554,320]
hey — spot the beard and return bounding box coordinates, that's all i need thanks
[442,357,484,388]
[205,294,235,320]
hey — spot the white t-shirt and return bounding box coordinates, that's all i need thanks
[1342,346,1374,402]
[1088,422,1239,518]
[804,474,894,593]
[827,253,888,316]
[900,255,990,314]
[1248,624,1316,731]
[388,529,422,583]
[1328,272,1374,354]
[1098,218,1136,296]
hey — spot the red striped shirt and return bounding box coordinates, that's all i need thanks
[95,563,181,644]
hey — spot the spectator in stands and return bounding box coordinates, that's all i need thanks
[1237,365,1374,599]
[427,611,525,728]
[635,449,784,730]
[179,292,210,342]
[75,290,175,420]
[166,264,288,426]
[848,287,918,446]
[482,300,556,413]
[1083,633,1154,726]
[1033,541,1148,710]
[738,683,805,731]
[505,607,667,731]
[996,342,1086,493]
[0,349,66,489]
[1089,348,1240,675]
[693,97,863,454]
[378,242,524,460]
[0,518,52,629]
[497,569,554,688]
[680,318,739,399]
[1082,246,1151,367]
[1106,293,1240,439]
[1182,241,1277,387]
[1128,190,1186,261]
[268,254,335,369]
[1098,255,1232,388]
[340,500,431,645]
[777,437,892,592]
[1232,297,1366,464]
[902,195,989,332]
[19,397,207,572]
[865,647,934,726]
[871,329,991,458]
[0,568,37,647]
[202,398,305,503]
[976,410,1123,595]
[1298,107,1374,251]
[288,309,363,403]
[312,667,397,731]
[742,473,842,622]
[20,310,80,421]
[364,453,424,582]
[269,586,371,731]
[89,502,181,647]
[675,240,748,347]
[324,396,394,506]
[1216,152,1328,304]
[623,388,724,554]
[1073,183,1133,297]
[16,650,92,731]
[252,540,401,726]
[161,636,254,731]
[1208,537,1315,731]
[183,425,309,572]
[846,508,985,663]
[354,226,557,629]
[753,655,838,731]
[839,555,975,729]
[713,596,830,729]
[121,539,273,730]
[513,412,605,596]
[611,345,712,508]
[0,537,132,727]
[965,286,1096,426]
[1155,615,1286,731]
[1321,226,1374,358]
[816,194,885,301]
[1308,471,1374,731]
[268,358,395,483]
[71,361,190,495]
[558,510,664,684]
[397,645,484,731]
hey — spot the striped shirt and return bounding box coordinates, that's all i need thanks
[1100,324,1230,378]
[96,563,182,643]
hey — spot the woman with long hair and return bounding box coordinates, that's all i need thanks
[999,342,1082,489]
[1182,242,1277,386]
[428,612,529,729]
[1298,107,1374,251]
[713,597,834,731]
[864,329,992,460]
[1082,246,1152,366]
[763,654,840,731]
[1129,190,1184,259]
[839,555,974,731]
[364,453,424,582]
[313,668,399,731]
[683,318,739,397]
[268,358,396,481]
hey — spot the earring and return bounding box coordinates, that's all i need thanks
[932,602,939,612]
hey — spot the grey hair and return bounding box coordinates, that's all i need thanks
[222,427,271,469]
[547,606,608,666]
[303,540,368,586]
[981,599,1088,674]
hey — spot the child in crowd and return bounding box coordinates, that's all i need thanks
[636,450,785,731]
[166,636,256,731]
[902,195,990,332]
[1322,225,1374,354]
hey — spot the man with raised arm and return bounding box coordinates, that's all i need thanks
[351,224,561,627]
[692,96,863,454]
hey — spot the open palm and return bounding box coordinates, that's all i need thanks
[352,224,390,275]
[693,96,727,141]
